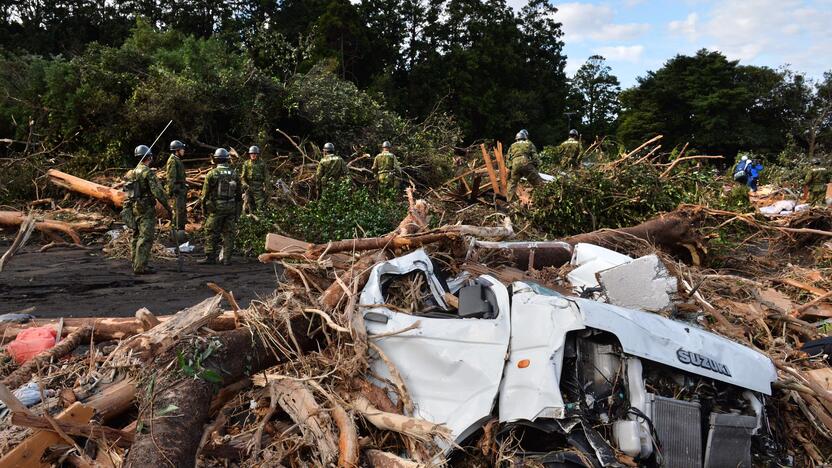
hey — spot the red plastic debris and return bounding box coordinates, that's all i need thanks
[6,326,57,364]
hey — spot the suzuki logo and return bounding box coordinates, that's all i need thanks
[676,349,732,377]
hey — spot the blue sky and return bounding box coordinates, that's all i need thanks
[509,0,832,87]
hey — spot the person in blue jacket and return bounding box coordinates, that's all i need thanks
[746,159,763,192]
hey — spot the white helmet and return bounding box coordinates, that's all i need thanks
[741,155,749,161]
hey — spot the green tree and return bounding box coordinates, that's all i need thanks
[618,49,791,158]
[569,55,620,139]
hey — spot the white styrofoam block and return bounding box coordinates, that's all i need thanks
[567,243,633,290]
[597,254,677,312]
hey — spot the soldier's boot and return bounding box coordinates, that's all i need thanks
[198,254,218,265]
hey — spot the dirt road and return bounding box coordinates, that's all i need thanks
[0,244,281,318]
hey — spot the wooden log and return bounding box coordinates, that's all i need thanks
[125,315,320,468]
[3,325,92,390]
[47,169,127,206]
[47,169,169,218]
[10,412,134,447]
[0,210,82,244]
[0,312,239,345]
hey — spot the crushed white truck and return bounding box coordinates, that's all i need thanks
[362,250,778,467]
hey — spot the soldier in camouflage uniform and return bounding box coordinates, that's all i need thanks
[556,129,583,168]
[315,142,348,191]
[199,148,242,265]
[123,145,172,274]
[165,140,187,231]
[241,145,268,213]
[372,141,401,189]
[506,130,542,202]
[804,159,831,206]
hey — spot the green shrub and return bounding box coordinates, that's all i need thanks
[527,164,748,237]
[235,179,406,255]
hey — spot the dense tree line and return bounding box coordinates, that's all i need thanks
[0,0,830,164]
[0,0,569,148]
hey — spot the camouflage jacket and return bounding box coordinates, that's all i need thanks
[316,154,348,184]
[805,167,830,190]
[557,138,583,167]
[241,159,268,189]
[165,154,186,195]
[372,151,400,175]
[506,140,539,168]
[125,163,169,209]
[201,163,242,213]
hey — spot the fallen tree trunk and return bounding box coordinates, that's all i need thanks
[3,325,92,390]
[475,210,704,269]
[0,312,239,344]
[47,169,169,218]
[0,210,82,244]
[47,169,127,206]
[125,315,321,468]
[308,219,514,257]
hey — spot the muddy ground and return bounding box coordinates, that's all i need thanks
[0,243,281,318]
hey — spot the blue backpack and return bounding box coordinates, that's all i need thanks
[733,160,750,182]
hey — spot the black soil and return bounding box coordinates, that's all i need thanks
[0,244,281,318]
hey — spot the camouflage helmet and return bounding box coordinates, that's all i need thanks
[134,145,152,159]
[323,142,335,153]
[248,145,260,154]
[169,140,185,151]
[213,148,230,161]
[382,141,392,149]
[569,129,578,137]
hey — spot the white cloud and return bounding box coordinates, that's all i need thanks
[556,3,650,42]
[668,0,832,65]
[668,13,698,41]
[594,45,645,63]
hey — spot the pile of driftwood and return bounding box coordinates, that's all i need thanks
[2,185,832,466]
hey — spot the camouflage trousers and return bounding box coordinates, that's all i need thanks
[809,186,830,205]
[170,189,187,230]
[506,159,542,201]
[204,211,237,263]
[130,203,156,273]
[377,171,398,189]
[244,187,267,213]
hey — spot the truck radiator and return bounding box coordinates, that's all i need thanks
[650,394,702,468]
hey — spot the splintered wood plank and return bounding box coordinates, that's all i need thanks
[494,141,507,195]
[0,402,94,467]
[480,144,500,196]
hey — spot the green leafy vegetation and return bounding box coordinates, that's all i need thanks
[236,180,406,255]
[176,337,224,384]
[527,164,751,238]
